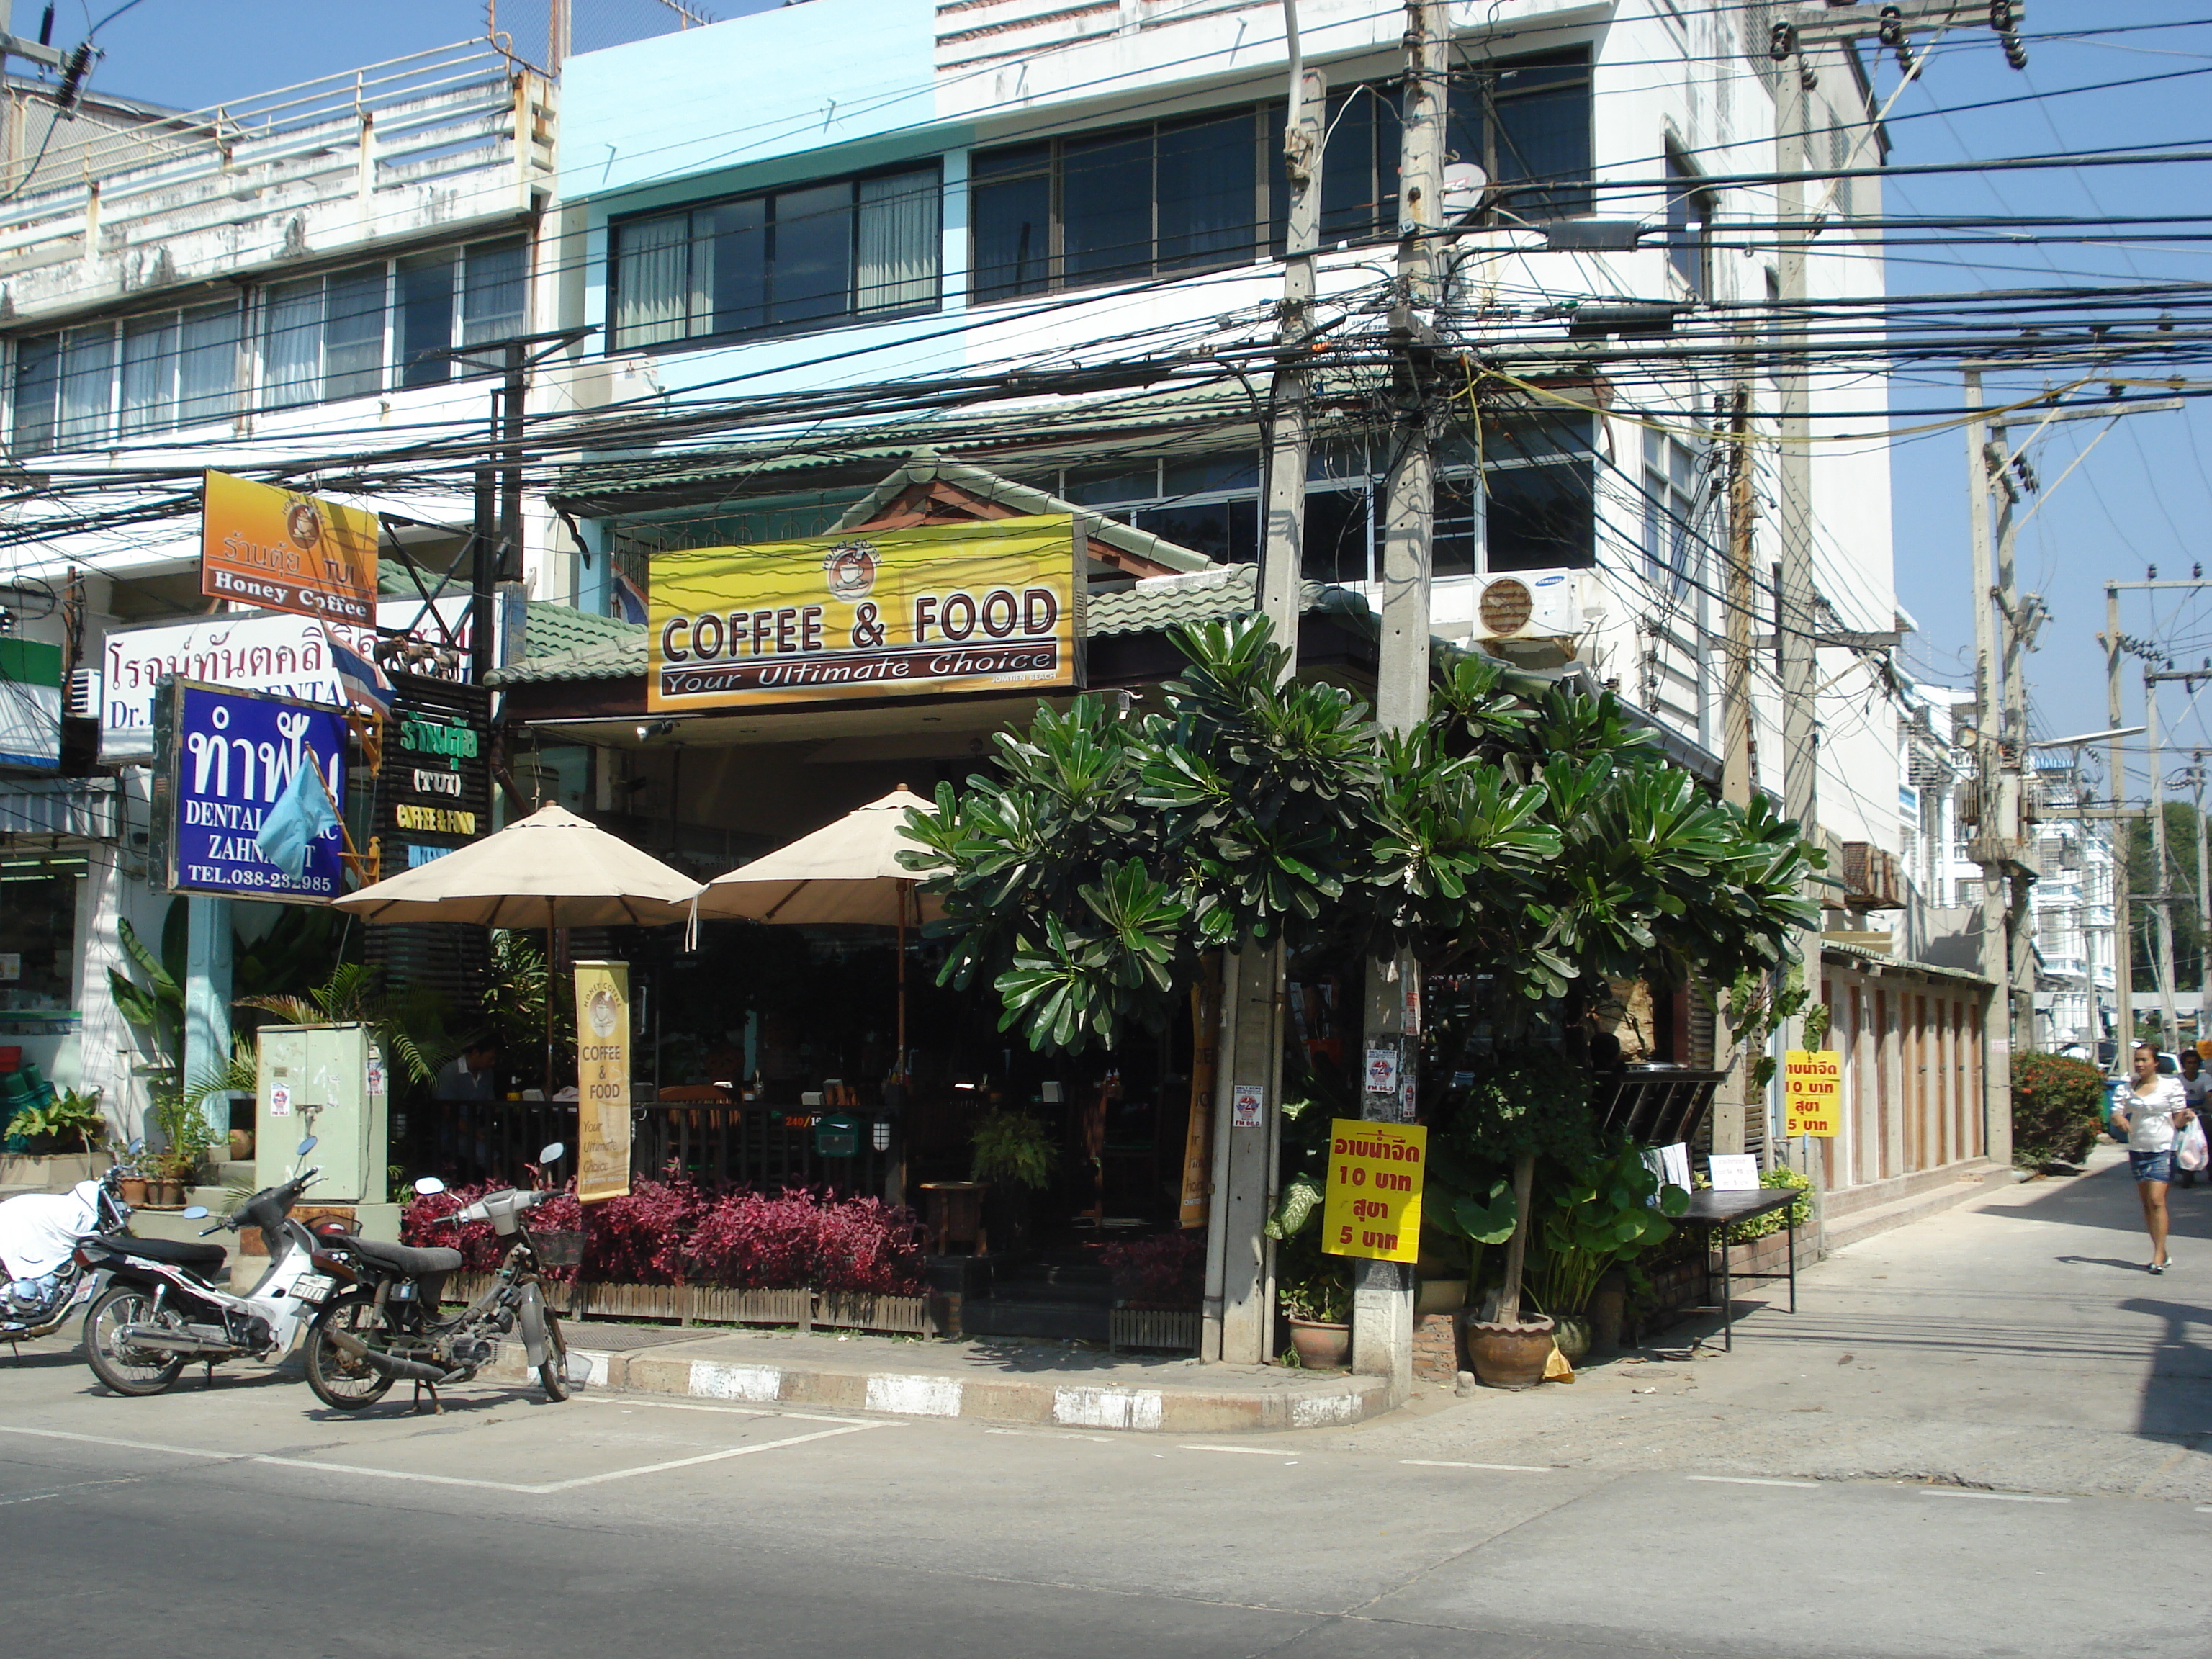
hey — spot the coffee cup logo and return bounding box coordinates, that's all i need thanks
[823,541,877,601]
[587,986,621,1038]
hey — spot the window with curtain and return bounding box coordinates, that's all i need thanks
[609,164,941,349]
[13,304,242,451]
[1642,428,1708,593]
[1665,151,1712,297]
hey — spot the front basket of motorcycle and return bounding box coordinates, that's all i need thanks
[533,1229,583,1267]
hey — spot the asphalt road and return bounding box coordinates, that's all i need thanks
[0,1339,2203,1659]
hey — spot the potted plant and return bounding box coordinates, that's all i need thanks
[1279,1262,1352,1368]
[1528,1143,1687,1364]
[115,1143,150,1208]
[971,1106,1058,1254]
[4,1085,107,1157]
[145,1090,217,1208]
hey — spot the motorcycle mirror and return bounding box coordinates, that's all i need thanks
[179,1205,210,1220]
[413,1176,446,1196]
[539,1142,565,1164]
[297,1135,318,1156]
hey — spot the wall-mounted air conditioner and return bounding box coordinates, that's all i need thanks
[1473,570,1581,667]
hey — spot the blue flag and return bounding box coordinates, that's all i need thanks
[255,755,340,880]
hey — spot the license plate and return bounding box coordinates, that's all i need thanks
[291,1274,333,1304]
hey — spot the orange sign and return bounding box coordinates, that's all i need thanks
[201,470,379,626]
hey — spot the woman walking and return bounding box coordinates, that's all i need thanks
[2110,1043,2193,1274]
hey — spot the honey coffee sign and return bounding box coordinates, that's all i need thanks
[200,470,379,626]
[648,515,1079,713]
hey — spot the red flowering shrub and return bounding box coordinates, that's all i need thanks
[400,1179,921,1295]
[685,1188,922,1295]
[1100,1231,1205,1308]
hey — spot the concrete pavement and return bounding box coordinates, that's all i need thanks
[1327,1143,2212,1501]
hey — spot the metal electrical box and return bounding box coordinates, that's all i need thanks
[256,1022,388,1205]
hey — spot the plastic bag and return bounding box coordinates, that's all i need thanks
[2177,1117,2209,1173]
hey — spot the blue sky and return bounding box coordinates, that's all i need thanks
[29,1,2212,808]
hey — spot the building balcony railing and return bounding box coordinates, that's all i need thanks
[0,41,552,325]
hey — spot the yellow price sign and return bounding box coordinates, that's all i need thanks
[1784,1048,1842,1138]
[1321,1118,1426,1263]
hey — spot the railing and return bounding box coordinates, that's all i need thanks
[0,40,552,310]
[424,1098,893,1197]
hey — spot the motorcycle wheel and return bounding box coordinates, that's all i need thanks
[304,1295,395,1411]
[538,1305,570,1402]
[83,1285,187,1397]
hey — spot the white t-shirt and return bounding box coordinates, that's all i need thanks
[2123,1076,2190,1153]
[2182,1069,2209,1110]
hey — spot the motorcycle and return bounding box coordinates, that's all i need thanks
[76,1135,332,1397]
[0,1154,138,1346]
[302,1142,575,1411]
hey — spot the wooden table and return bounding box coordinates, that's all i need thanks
[1675,1187,1802,1351]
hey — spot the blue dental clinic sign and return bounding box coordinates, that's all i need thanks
[163,680,349,902]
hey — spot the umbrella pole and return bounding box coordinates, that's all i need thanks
[896,881,908,1079]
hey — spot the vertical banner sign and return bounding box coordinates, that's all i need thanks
[201,471,379,625]
[163,682,349,903]
[573,961,632,1203]
[1784,1048,1843,1137]
[1321,1118,1427,1262]
[649,515,1079,712]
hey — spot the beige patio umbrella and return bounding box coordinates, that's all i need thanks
[335,803,701,929]
[336,804,701,1087]
[693,787,947,1068]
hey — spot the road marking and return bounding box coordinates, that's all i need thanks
[1180,1444,1297,1457]
[1401,1459,1555,1473]
[1918,1488,2069,1504]
[2197,1505,2212,1514]
[984,1427,1117,1444]
[0,1475,145,1506]
[0,1417,891,1496]
[1686,1475,1821,1489]
[572,1395,878,1427]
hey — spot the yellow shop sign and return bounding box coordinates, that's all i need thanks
[648,515,1080,713]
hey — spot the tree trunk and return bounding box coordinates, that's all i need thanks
[1492,1153,1538,1326]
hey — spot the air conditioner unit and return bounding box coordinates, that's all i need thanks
[1473,570,1580,666]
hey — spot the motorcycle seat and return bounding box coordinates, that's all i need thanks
[346,1236,464,1277]
[94,1235,227,1272]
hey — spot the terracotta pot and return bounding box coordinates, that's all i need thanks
[1588,1275,1627,1354]
[1287,1318,1352,1370]
[228,1129,254,1161]
[1463,1315,1556,1389]
[1550,1314,1593,1366]
[118,1177,149,1206]
[152,1179,183,1208]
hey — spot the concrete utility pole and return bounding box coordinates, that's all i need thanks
[1347,0,1447,1397]
[1720,384,1759,1161]
[2197,753,2210,1045]
[1781,0,2031,1158]
[2108,585,2133,1048]
[2147,677,2178,1042]
[1201,1,1323,1367]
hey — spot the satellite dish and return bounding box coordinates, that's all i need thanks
[1441,162,1490,217]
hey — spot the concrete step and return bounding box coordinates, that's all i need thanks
[1822,1169,2017,1253]
[961,1297,1112,1342]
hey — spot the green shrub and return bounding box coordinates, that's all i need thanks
[1716,1164,1812,1244]
[2012,1050,2106,1167]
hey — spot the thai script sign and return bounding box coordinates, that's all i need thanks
[1321,1118,1427,1263]
[104,613,342,762]
[1784,1048,1843,1137]
[163,682,348,903]
[573,960,632,1204]
[374,683,490,872]
[647,515,1079,713]
[201,470,379,626]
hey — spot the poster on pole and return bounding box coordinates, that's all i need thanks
[1784,1048,1843,1137]
[201,470,379,625]
[573,960,632,1203]
[1321,1118,1427,1263]
[648,514,1079,714]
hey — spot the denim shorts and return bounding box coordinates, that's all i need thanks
[2130,1149,2175,1184]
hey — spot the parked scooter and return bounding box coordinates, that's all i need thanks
[76,1136,332,1396]
[0,1153,138,1346]
[302,1143,574,1411]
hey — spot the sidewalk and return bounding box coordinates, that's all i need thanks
[493,1321,1390,1433]
[1322,1143,2212,1500]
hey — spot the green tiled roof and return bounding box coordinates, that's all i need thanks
[488,572,1370,688]
[522,599,641,658]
